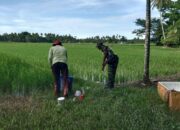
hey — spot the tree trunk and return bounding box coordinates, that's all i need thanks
[143,0,151,84]
[159,11,166,39]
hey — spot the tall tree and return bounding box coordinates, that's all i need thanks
[143,0,151,85]
[151,0,171,40]
[133,18,162,45]
[160,0,180,46]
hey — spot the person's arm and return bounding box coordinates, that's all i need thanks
[48,48,53,67]
[102,47,108,71]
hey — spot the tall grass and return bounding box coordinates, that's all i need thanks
[0,52,52,94]
[0,42,180,92]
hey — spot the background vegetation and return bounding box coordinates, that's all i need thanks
[0,32,129,44]
[133,0,180,46]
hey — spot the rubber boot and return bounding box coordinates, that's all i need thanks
[63,85,68,97]
[54,84,58,97]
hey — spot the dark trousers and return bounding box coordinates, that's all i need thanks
[107,58,119,88]
[52,62,68,97]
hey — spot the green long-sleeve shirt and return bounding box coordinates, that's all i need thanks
[48,45,68,66]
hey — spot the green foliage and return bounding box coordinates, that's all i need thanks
[132,18,163,45]
[160,0,180,46]
[151,0,172,9]
[132,19,146,37]
[163,0,180,26]
[0,32,128,44]
[163,20,180,46]
[134,0,180,46]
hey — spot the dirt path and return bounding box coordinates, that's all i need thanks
[116,73,180,87]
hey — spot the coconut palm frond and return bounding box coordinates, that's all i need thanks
[151,0,171,9]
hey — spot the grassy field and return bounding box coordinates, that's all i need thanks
[0,42,180,130]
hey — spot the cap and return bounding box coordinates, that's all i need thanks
[96,42,104,49]
[53,39,62,45]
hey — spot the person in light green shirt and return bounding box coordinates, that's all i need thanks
[48,40,69,97]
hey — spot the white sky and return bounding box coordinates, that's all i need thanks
[0,0,159,39]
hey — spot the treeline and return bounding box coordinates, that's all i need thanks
[133,0,180,46]
[0,32,131,44]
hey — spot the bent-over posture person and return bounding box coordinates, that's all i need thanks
[96,42,119,89]
[48,40,69,97]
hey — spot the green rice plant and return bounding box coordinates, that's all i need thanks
[0,42,180,93]
[0,52,52,94]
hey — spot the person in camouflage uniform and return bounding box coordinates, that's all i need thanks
[96,43,119,89]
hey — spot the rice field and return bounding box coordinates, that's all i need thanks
[0,42,180,130]
[0,42,180,92]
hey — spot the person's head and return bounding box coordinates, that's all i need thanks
[53,39,62,46]
[96,42,104,50]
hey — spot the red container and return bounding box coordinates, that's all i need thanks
[79,95,85,101]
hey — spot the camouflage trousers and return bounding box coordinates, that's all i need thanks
[107,58,119,88]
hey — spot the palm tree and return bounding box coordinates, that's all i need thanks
[151,0,171,40]
[143,0,151,85]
